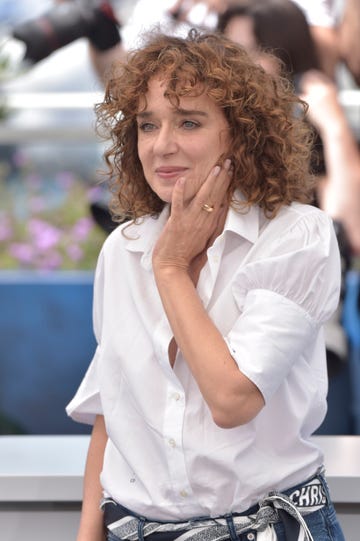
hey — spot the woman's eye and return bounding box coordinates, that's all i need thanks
[138,122,156,132]
[182,120,199,129]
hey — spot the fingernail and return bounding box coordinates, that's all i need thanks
[213,165,221,176]
[224,159,231,170]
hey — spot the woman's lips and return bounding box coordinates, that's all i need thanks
[155,167,188,179]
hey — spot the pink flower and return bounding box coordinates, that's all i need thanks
[55,171,76,189]
[87,185,103,202]
[0,216,13,241]
[9,243,34,264]
[28,219,62,250]
[71,217,93,241]
[66,244,83,262]
[37,250,63,270]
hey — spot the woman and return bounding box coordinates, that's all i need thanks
[67,30,344,541]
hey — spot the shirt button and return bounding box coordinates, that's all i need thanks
[213,255,219,263]
[247,534,255,540]
[168,438,176,447]
[179,490,188,498]
[173,392,181,401]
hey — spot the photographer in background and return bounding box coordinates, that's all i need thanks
[1,0,125,83]
[0,1,127,233]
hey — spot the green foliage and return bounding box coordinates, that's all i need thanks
[0,154,107,270]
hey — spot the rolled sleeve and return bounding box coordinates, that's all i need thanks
[224,209,341,403]
[225,289,317,402]
[66,346,103,425]
[66,248,106,425]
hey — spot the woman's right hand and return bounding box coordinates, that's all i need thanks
[152,159,232,277]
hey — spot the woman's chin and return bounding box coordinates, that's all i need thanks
[155,187,175,204]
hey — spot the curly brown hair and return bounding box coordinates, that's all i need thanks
[95,29,315,222]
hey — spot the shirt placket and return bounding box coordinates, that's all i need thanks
[151,238,225,505]
[197,240,223,309]
[153,316,195,503]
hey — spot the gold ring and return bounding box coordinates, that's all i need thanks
[202,203,214,213]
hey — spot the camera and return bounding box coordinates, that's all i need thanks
[12,0,121,65]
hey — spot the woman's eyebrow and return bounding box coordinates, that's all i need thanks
[136,111,152,120]
[176,108,208,117]
[136,109,208,119]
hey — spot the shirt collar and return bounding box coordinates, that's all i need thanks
[123,193,260,258]
[223,193,260,244]
[123,205,170,258]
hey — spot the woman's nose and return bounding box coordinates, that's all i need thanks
[153,126,178,155]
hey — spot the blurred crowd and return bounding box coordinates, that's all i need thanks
[1,0,360,372]
[1,0,359,248]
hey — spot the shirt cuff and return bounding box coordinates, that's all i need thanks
[225,288,317,403]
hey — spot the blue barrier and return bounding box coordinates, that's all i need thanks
[0,271,95,435]
[1,270,359,436]
[343,270,360,434]
[304,270,360,436]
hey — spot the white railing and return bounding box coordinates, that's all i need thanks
[0,89,359,143]
[0,91,103,143]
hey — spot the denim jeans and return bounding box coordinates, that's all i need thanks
[105,472,345,541]
[272,501,345,541]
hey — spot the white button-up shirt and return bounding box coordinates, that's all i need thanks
[67,200,340,520]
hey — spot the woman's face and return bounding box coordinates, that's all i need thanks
[136,77,230,204]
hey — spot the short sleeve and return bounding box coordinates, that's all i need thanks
[66,346,103,425]
[232,211,341,322]
[225,210,341,402]
[66,250,105,425]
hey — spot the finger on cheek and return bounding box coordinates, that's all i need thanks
[171,177,186,214]
[224,158,232,172]
[213,159,232,197]
[213,165,221,177]
[176,176,186,189]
